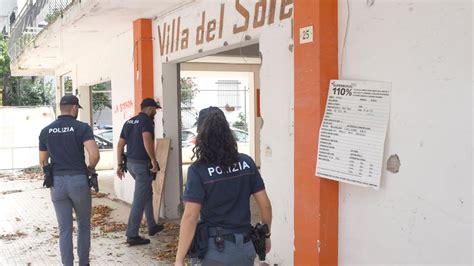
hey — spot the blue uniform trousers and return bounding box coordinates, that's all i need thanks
[192,233,256,266]
[125,161,157,238]
[50,175,91,266]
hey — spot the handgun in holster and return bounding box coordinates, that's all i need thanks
[42,164,53,188]
[250,223,269,261]
[119,154,128,173]
[87,168,99,192]
[187,221,208,259]
[148,160,160,181]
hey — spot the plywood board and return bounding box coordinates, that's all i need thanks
[152,138,171,222]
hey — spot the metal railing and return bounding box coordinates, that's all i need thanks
[8,0,74,61]
[0,146,40,175]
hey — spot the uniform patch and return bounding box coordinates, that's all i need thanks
[126,119,140,125]
[207,160,251,176]
[48,127,74,134]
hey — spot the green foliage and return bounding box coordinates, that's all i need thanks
[91,83,111,113]
[0,35,9,76]
[8,78,55,106]
[180,77,197,106]
[45,9,62,24]
[63,77,73,94]
[0,36,54,106]
[232,112,248,131]
[0,35,11,105]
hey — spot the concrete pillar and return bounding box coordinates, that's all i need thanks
[162,63,181,219]
[77,85,92,125]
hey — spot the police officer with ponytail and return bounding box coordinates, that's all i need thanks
[175,107,273,266]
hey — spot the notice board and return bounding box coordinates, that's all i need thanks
[315,80,391,188]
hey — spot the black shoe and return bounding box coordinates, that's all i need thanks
[126,236,150,246]
[148,224,165,236]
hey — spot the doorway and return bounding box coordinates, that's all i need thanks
[177,43,262,222]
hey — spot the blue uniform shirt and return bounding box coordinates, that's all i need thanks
[119,112,154,163]
[39,115,95,175]
[183,153,265,230]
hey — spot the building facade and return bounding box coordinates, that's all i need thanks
[8,0,473,265]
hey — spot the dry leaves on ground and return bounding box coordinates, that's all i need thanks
[92,205,127,233]
[101,222,127,233]
[91,191,109,198]
[91,205,113,227]
[155,238,179,262]
[17,172,43,180]
[0,230,27,241]
[1,189,23,195]
[154,222,180,262]
[0,171,43,181]
[34,227,46,233]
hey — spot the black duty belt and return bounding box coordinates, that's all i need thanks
[207,226,249,236]
[207,227,251,244]
[221,233,251,244]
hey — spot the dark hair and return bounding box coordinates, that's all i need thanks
[192,107,238,168]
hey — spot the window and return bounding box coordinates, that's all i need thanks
[232,129,248,143]
[62,75,73,95]
[216,80,241,108]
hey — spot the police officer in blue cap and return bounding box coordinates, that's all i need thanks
[175,107,273,266]
[116,98,164,246]
[38,95,100,266]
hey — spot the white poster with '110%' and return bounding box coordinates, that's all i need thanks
[315,80,391,189]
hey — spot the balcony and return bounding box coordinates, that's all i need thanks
[7,0,193,76]
[8,0,74,65]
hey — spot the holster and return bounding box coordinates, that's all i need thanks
[42,164,53,188]
[87,168,99,192]
[148,161,160,181]
[120,154,128,173]
[250,223,269,261]
[187,221,208,259]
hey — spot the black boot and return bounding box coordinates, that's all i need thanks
[148,224,165,236]
[126,236,150,246]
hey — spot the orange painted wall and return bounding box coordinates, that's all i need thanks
[294,0,339,265]
[133,19,154,113]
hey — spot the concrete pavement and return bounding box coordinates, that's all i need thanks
[0,172,176,265]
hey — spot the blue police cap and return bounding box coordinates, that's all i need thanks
[60,95,82,108]
[140,98,162,109]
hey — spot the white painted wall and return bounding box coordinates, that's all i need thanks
[471,2,474,260]
[109,30,136,204]
[0,106,55,172]
[153,0,294,264]
[54,27,138,203]
[181,70,251,125]
[338,0,472,264]
[258,20,294,265]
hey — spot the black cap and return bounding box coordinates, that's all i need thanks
[60,95,82,108]
[140,98,162,109]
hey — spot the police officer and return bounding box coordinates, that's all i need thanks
[116,98,164,246]
[38,95,100,266]
[175,107,273,266]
